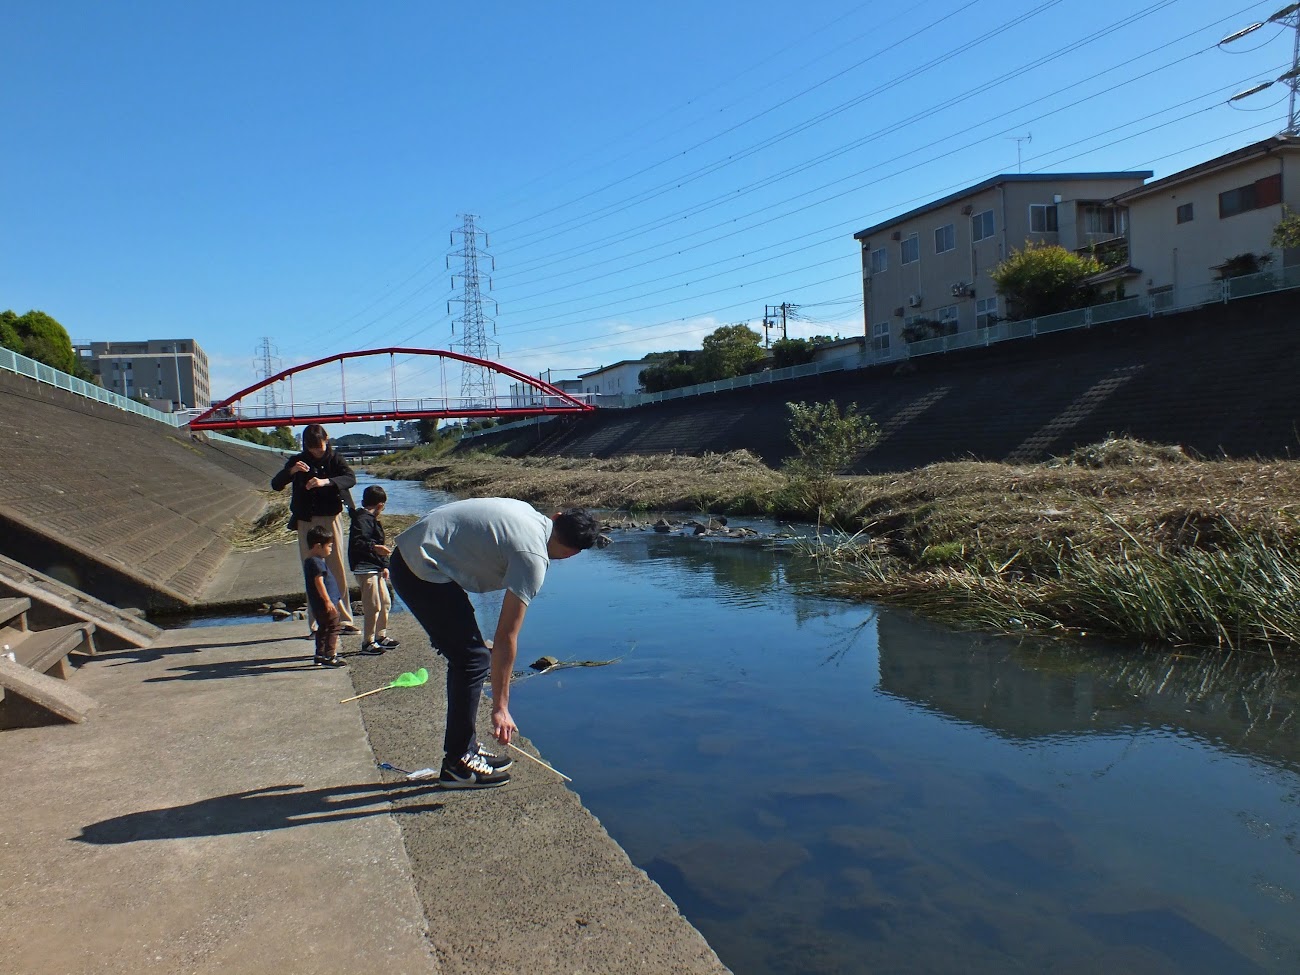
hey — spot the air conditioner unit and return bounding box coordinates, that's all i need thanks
[891,230,902,241]
[951,282,974,298]
[960,204,974,215]
[893,306,905,318]
[907,294,923,308]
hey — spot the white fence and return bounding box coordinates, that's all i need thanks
[0,347,288,453]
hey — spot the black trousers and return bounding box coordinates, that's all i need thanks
[389,549,490,761]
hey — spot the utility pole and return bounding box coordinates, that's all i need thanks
[1223,4,1300,134]
[765,303,797,342]
[254,337,280,413]
[447,214,499,405]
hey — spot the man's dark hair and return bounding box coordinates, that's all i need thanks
[303,423,329,449]
[552,508,606,551]
[362,485,387,507]
[306,525,334,548]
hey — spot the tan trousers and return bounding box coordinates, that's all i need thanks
[357,572,392,644]
[296,513,355,630]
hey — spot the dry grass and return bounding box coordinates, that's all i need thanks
[227,494,419,551]
[370,449,784,513]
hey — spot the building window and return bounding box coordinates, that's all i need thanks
[1082,205,1125,235]
[870,247,888,274]
[1029,204,1059,233]
[900,233,919,265]
[976,297,998,328]
[1176,202,1194,224]
[937,304,959,329]
[1219,173,1282,218]
[934,223,956,254]
[972,209,995,242]
[872,322,890,352]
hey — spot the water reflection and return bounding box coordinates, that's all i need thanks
[878,613,1300,771]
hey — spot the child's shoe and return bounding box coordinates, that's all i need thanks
[359,642,386,656]
[314,654,347,667]
[377,636,401,649]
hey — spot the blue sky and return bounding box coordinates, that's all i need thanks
[3,1,1296,408]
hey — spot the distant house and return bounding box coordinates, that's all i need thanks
[1113,136,1300,304]
[578,358,655,397]
[852,171,1151,353]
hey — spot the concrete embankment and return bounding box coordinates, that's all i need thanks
[471,289,1300,470]
[0,369,284,611]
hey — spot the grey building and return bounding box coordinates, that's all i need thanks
[74,338,211,409]
[852,172,1151,355]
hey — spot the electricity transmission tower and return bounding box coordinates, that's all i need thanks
[1223,4,1300,134]
[447,214,499,405]
[254,337,281,411]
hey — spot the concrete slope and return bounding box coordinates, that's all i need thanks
[475,290,1300,470]
[0,370,285,610]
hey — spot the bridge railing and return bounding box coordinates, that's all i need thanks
[209,394,591,424]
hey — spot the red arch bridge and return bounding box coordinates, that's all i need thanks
[187,348,595,431]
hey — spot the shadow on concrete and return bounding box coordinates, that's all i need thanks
[98,638,279,666]
[142,655,323,681]
[75,781,445,843]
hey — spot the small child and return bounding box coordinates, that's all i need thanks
[348,485,400,656]
[303,525,346,667]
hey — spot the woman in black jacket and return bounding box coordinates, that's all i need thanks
[271,423,358,634]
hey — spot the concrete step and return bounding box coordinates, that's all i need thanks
[0,596,30,630]
[0,553,160,652]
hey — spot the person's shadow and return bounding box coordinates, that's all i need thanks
[75,781,443,844]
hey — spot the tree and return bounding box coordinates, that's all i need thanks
[784,400,880,479]
[989,242,1106,319]
[4,309,78,373]
[696,323,765,382]
[1271,207,1300,250]
[639,352,696,393]
[771,337,815,368]
[0,311,20,354]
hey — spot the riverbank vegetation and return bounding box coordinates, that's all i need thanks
[370,436,1300,654]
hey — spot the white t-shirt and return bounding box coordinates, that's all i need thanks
[394,498,552,604]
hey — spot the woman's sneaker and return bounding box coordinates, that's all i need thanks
[439,751,510,788]
[377,636,401,649]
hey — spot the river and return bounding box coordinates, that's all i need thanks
[361,473,1300,974]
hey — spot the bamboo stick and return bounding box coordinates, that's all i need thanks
[505,741,573,781]
[339,685,391,704]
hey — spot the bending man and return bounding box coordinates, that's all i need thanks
[391,498,604,788]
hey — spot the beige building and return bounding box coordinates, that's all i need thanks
[853,171,1151,355]
[74,338,211,409]
[1114,136,1300,305]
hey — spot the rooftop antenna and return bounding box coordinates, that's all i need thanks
[1007,133,1032,173]
[1222,3,1300,134]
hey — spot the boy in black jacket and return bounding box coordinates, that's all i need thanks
[349,485,399,655]
[271,423,358,635]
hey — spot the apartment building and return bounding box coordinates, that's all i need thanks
[74,338,211,409]
[1114,135,1300,303]
[852,171,1151,354]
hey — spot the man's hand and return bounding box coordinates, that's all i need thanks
[291,460,310,475]
[492,705,518,745]
[373,543,392,556]
[306,476,331,489]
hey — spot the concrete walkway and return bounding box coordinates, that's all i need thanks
[0,616,731,974]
